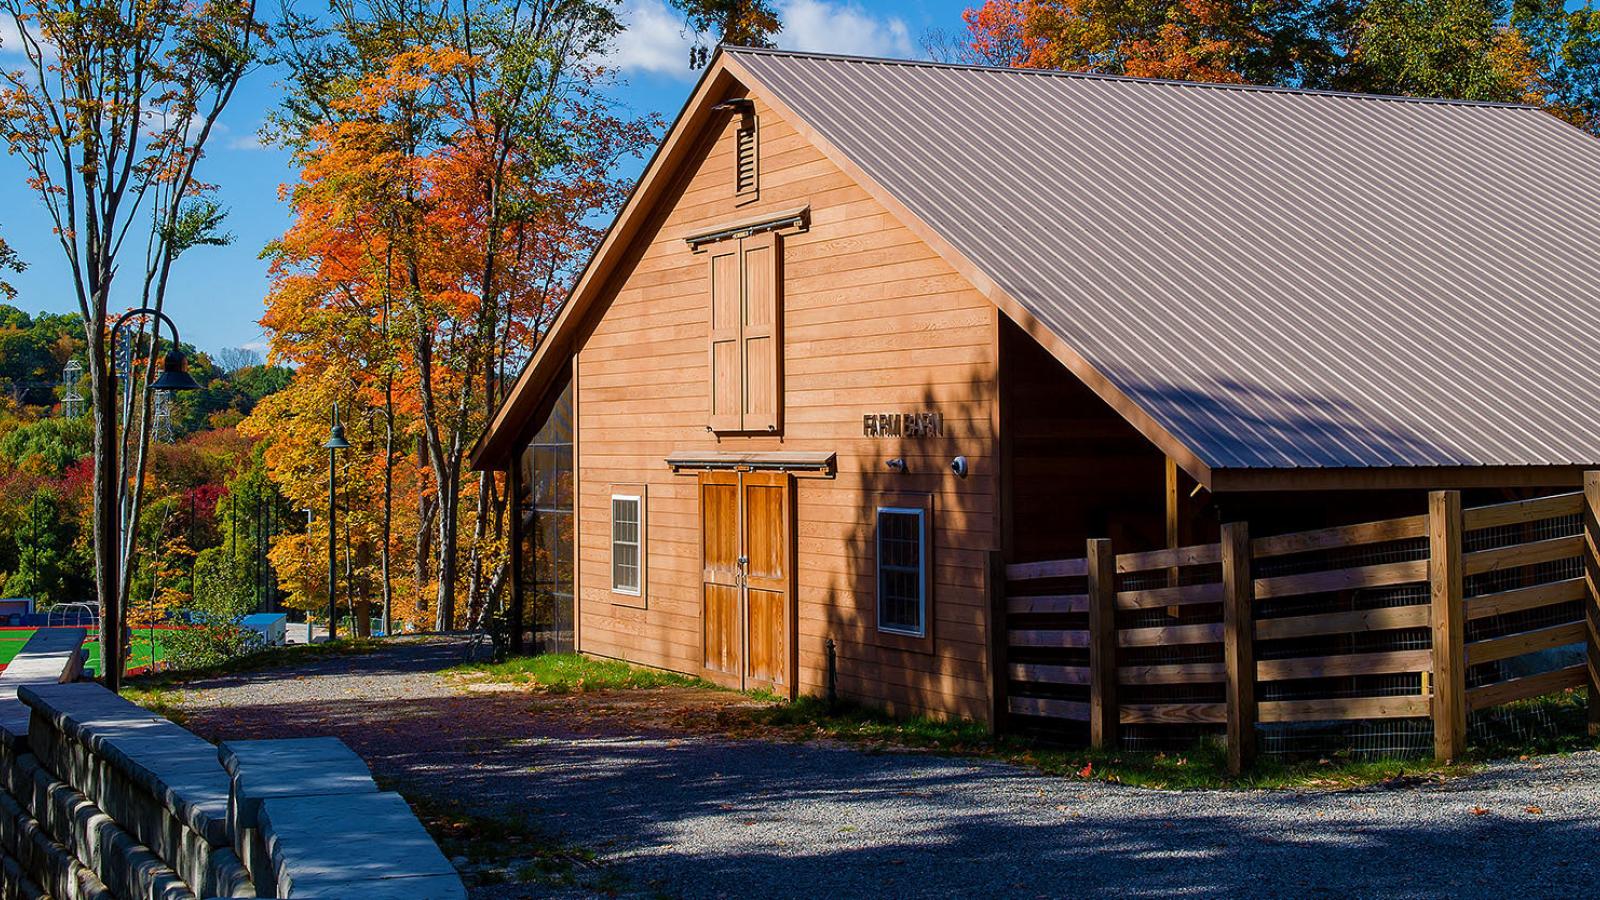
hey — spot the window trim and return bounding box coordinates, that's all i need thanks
[609,488,646,603]
[875,506,927,637]
[871,493,934,654]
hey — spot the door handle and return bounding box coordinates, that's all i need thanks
[737,555,749,567]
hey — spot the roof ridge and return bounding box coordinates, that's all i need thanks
[720,45,1544,112]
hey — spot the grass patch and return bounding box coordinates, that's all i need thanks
[735,696,1490,791]
[395,783,611,890]
[1470,689,1598,758]
[444,659,1555,789]
[1011,740,1473,791]
[0,628,173,675]
[447,652,707,693]
[753,695,994,750]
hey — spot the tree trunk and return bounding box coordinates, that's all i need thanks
[415,489,435,614]
[465,469,492,630]
[91,343,122,688]
[380,381,395,636]
[434,464,459,631]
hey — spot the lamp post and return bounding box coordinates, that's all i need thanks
[322,404,350,640]
[101,308,201,692]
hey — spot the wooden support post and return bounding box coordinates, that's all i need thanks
[1583,473,1600,737]
[1087,538,1118,749]
[988,549,1009,735]
[1165,459,1181,589]
[1429,490,1467,762]
[1221,520,1256,775]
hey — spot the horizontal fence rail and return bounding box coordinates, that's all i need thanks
[996,480,1600,770]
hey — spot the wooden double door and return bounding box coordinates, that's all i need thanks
[699,470,793,693]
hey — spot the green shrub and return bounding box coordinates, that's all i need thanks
[162,616,264,670]
[165,548,263,670]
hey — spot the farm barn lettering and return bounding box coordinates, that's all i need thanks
[863,412,945,438]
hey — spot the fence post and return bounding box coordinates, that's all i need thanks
[1087,538,1118,749]
[1222,520,1256,774]
[988,549,1009,735]
[1584,472,1600,737]
[1428,490,1466,761]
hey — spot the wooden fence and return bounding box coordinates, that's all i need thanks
[995,478,1600,771]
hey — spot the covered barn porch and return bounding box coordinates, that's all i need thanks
[993,320,1598,770]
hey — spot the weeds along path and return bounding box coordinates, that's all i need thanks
[153,636,1600,899]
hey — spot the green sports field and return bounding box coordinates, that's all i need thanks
[0,628,175,675]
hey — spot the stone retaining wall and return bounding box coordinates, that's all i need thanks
[0,632,465,899]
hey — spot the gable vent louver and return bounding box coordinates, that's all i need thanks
[735,120,758,198]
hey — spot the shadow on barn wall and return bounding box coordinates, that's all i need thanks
[803,316,1571,725]
[809,364,995,723]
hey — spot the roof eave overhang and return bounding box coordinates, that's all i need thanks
[1208,464,1593,493]
[469,56,750,470]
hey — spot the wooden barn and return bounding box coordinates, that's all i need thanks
[472,48,1600,762]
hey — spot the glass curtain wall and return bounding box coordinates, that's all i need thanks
[516,379,574,653]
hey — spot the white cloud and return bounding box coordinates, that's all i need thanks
[602,0,915,81]
[0,17,24,56]
[776,0,913,59]
[0,16,51,60]
[603,0,704,80]
[202,120,272,152]
[227,132,272,151]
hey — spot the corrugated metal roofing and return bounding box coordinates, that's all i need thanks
[728,47,1600,471]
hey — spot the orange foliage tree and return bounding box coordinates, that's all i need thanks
[249,0,654,632]
[960,0,1290,82]
[958,0,1598,118]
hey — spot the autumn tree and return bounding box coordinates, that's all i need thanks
[0,0,260,686]
[255,0,653,632]
[956,0,1341,84]
[674,0,782,67]
[1350,0,1542,102]
[959,0,1600,127]
[1514,0,1600,132]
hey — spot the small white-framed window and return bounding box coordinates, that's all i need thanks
[876,506,926,637]
[611,494,643,596]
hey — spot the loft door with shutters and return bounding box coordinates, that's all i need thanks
[707,231,781,434]
[699,470,791,692]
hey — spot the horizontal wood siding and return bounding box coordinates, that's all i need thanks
[574,93,998,722]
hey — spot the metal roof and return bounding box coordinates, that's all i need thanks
[729,47,1600,471]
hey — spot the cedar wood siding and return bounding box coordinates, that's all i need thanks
[570,91,1000,722]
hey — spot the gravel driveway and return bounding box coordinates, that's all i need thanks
[164,637,1600,899]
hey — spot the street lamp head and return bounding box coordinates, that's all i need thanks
[322,404,351,451]
[323,423,350,451]
[150,349,202,392]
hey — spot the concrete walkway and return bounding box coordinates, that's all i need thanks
[162,638,1600,899]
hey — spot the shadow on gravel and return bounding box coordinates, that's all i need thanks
[178,680,1600,899]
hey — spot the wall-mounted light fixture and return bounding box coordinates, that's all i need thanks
[886,458,907,472]
[950,456,968,478]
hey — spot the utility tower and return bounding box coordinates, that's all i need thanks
[152,389,175,443]
[61,360,85,418]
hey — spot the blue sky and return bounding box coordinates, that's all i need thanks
[0,0,968,355]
